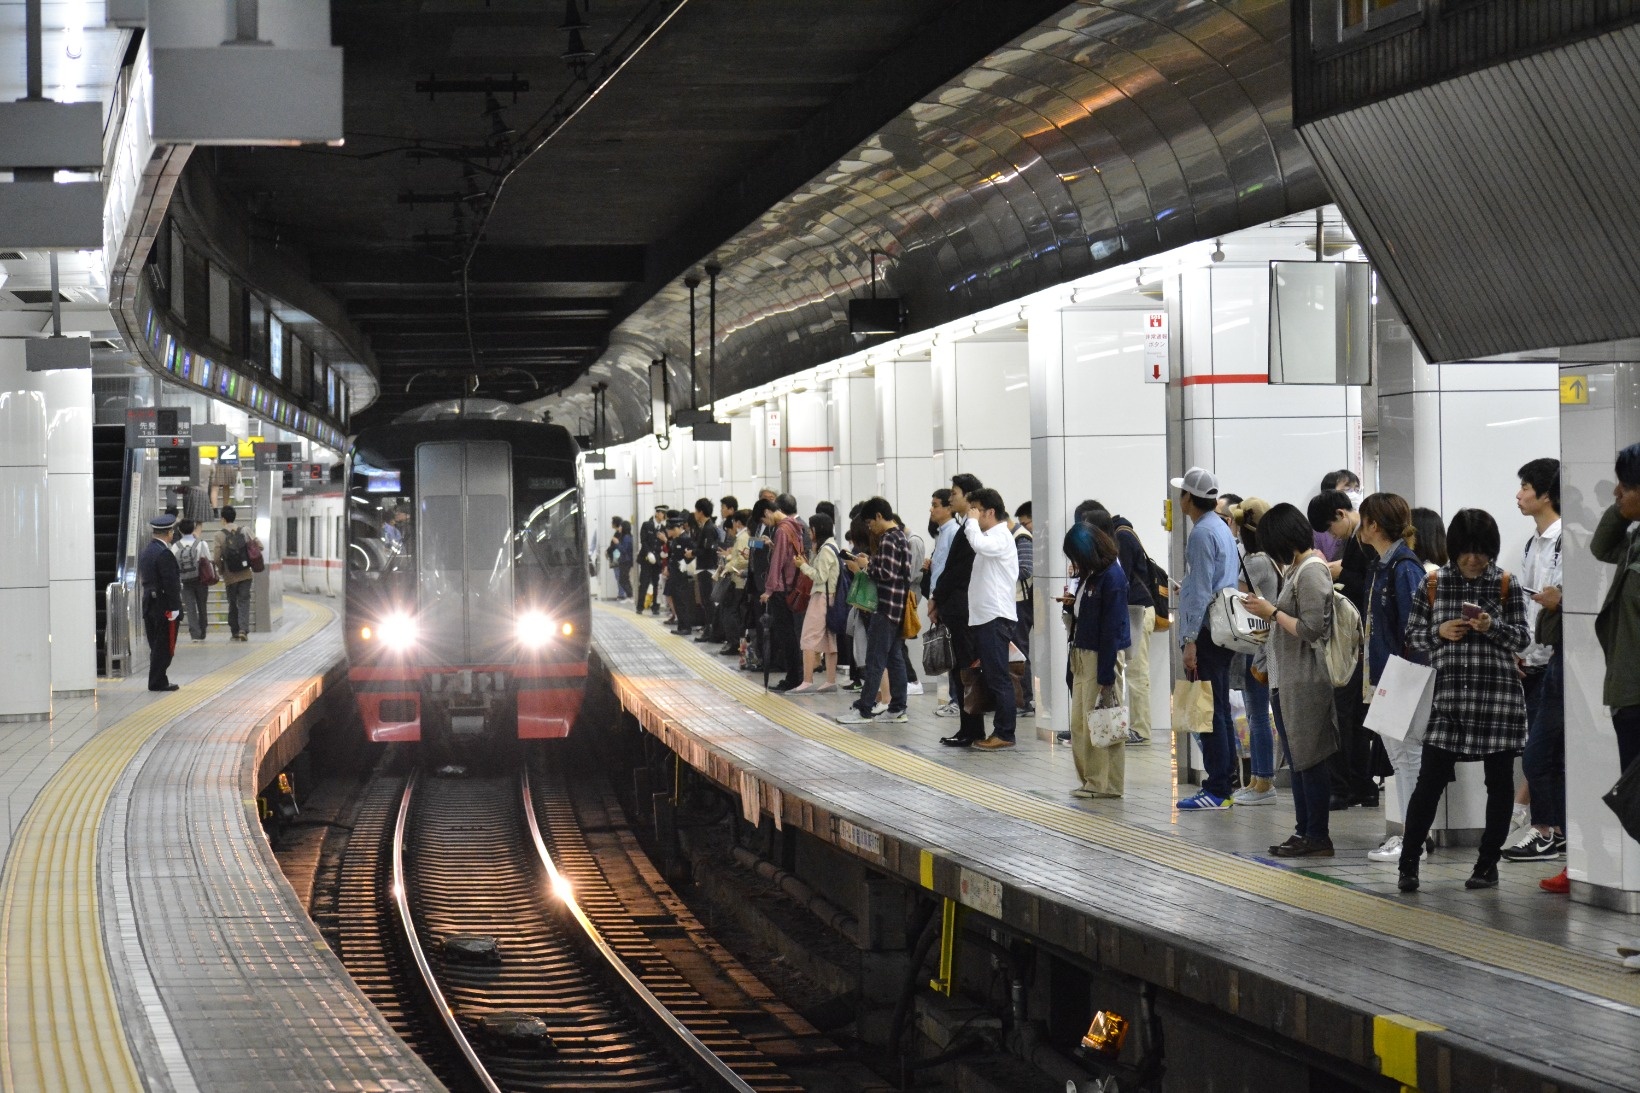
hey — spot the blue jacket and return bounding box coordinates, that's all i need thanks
[1070,562,1132,686]
[1366,540,1427,683]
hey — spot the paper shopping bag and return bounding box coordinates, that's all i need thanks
[1170,680,1216,734]
[1363,655,1435,743]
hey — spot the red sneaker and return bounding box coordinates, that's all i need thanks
[1540,868,1569,894]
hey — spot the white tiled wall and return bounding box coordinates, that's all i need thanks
[876,358,937,518]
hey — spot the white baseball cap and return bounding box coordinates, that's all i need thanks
[1169,467,1221,499]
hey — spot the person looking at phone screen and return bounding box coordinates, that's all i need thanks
[1395,508,1532,894]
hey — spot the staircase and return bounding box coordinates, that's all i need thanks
[92,424,127,675]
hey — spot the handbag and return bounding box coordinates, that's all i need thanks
[785,570,814,612]
[1603,756,1640,845]
[711,573,734,606]
[197,556,219,587]
[921,624,953,676]
[846,572,878,613]
[1363,655,1435,743]
[247,538,265,573]
[1208,586,1270,655]
[1086,701,1130,748]
[900,588,922,639]
[1170,679,1216,733]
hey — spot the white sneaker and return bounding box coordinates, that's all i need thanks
[906,681,924,695]
[934,701,961,718]
[871,702,888,715]
[1367,835,1428,863]
[1230,785,1277,805]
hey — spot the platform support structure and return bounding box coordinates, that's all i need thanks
[929,897,958,996]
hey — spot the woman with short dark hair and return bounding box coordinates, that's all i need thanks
[1396,507,1531,892]
[1241,503,1340,857]
[1062,521,1131,797]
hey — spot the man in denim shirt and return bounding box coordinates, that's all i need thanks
[1172,467,1241,809]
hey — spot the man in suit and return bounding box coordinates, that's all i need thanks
[932,474,986,747]
[635,504,667,615]
[138,513,184,692]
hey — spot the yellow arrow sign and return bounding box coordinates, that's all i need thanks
[1560,375,1589,405]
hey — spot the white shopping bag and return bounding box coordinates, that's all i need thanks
[1364,655,1435,743]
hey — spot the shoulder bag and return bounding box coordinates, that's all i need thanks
[846,571,878,613]
[921,624,953,675]
[900,588,922,639]
[197,556,219,587]
[1208,558,1270,655]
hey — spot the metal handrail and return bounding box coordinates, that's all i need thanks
[105,581,131,680]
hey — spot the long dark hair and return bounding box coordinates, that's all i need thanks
[1411,507,1446,566]
[809,512,834,546]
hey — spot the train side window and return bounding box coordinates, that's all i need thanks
[284,516,299,556]
[1312,0,1422,50]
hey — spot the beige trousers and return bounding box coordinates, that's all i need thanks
[1070,648,1125,797]
[1116,605,1156,740]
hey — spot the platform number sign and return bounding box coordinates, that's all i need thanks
[1143,312,1168,384]
[126,406,192,448]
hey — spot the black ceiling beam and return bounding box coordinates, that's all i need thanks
[614,0,1075,325]
[309,244,647,287]
[370,332,604,351]
[345,296,619,318]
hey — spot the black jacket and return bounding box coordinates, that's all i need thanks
[638,518,664,565]
[933,516,976,622]
[138,537,182,614]
[1111,516,1155,608]
[693,518,721,570]
[1338,532,1374,612]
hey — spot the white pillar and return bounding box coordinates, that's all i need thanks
[37,369,96,695]
[874,357,936,518]
[832,374,877,512]
[783,387,831,512]
[1560,361,1640,909]
[1028,301,1171,738]
[0,348,52,721]
[727,411,756,504]
[937,337,1031,508]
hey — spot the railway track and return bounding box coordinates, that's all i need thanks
[325,757,807,1093]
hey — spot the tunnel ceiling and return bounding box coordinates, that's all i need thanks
[556,0,1329,443]
[207,0,1075,425]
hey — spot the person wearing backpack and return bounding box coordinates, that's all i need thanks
[171,518,212,641]
[1395,508,1532,893]
[1241,503,1342,856]
[213,505,260,641]
[1011,502,1036,716]
[1105,507,1158,744]
[1357,493,1432,863]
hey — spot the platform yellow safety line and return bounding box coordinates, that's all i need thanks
[601,605,1640,1010]
[0,597,332,1093]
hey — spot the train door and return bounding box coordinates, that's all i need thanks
[414,441,515,666]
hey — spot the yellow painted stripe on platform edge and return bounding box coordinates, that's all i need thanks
[599,605,1640,1010]
[0,597,332,1093]
[919,848,936,890]
[1374,1013,1444,1089]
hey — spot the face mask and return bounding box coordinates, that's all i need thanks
[1344,489,1364,508]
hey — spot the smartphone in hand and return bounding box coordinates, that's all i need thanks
[1460,602,1483,620]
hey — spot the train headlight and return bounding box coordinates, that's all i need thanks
[516,612,554,648]
[377,613,418,651]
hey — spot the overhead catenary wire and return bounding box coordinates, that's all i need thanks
[458,0,695,374]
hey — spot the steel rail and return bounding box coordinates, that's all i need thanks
[518,770,757,1093]
[390,770,503,1093]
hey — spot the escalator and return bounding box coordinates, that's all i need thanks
[93,423,129,675]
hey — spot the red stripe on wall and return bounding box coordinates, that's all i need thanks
[1178,373,1268,387]
[786,446,835,453]
[636,480,654,486]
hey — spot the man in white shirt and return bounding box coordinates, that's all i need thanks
[963,487,1021,750]
[1505,457,1566,864]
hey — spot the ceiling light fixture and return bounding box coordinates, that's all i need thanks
[849,248,901,337]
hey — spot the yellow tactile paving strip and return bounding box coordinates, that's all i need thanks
[599,604,1640,1010]
[0,597,330,1093]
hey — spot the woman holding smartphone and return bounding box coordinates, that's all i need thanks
[1396,508,1532,893]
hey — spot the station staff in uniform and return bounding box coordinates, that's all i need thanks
[139,513,184,692]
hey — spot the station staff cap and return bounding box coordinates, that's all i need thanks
[1168,467,1221,500]
[149,513,178,531]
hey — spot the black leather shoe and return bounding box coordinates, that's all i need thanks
[1274,836,1334,858]
[1269,834,1305,855]
[1398,872,1420,893]
[1328,794,1356,811]
[939,735,974,748]
[1464,865,1500,890]
[150,683,180,692]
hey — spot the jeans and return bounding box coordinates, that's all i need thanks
[971,616,1018,739]
[180,579,209,640]
[1014,601,1034,707]
[1329,661,1375,800]
[1272,690,1329,840]
[855,611,907,716]
[1193,630,1237,799]
[225,579,252,637]
[1400,746,1515,874]
[1244,671,1275,780]
[1522,649,1565,829]
[1614,705,1640,772]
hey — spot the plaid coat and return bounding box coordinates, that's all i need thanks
[1404,563,1531,756]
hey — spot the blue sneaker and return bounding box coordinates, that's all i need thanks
[1176,790,1231,811]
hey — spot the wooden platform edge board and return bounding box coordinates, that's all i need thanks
[0,597,332,1093]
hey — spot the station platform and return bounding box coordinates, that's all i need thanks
[0,595,436,1093]
[591,603,1640,1093]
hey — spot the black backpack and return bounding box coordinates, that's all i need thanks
[223,528,250,574]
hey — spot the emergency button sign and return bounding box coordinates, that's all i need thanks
[1143,312,1168,383]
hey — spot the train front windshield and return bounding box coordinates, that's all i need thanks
[348,440,584,662]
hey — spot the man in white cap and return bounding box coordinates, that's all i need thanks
[1170,467,1241,809]
[138,513,184,691]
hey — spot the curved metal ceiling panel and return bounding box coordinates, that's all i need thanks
[552,0,1325,442]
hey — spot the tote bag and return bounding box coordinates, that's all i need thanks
[1363,655,1435,743]
[846,572,878,613]
[1170,680,1216,734]
[1086,702,1130,748]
